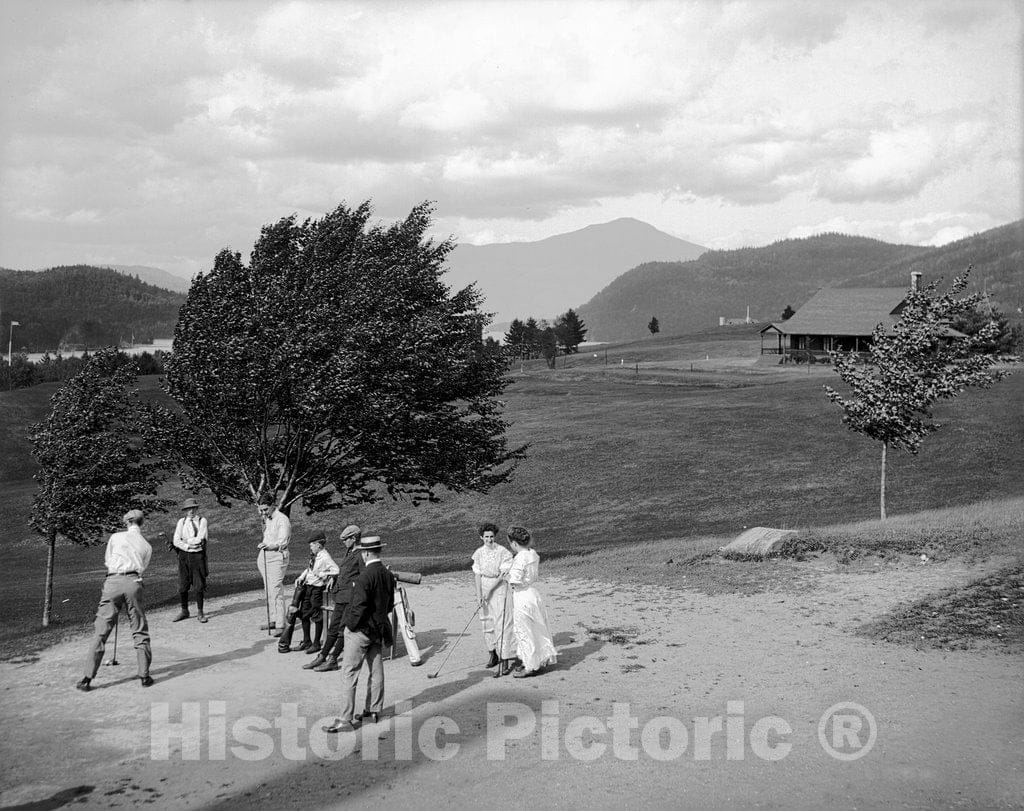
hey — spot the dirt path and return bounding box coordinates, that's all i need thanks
[2,561,1022,809]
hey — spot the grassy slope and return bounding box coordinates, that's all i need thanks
[1,332,1021,656]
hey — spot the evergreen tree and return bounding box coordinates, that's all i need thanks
[781,305,796,320]
[555,309,587,353]
[648,316,660,334]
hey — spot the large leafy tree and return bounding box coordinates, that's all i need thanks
[824,270,1013,521]
[157,201,524,513]
[29,349,170,626]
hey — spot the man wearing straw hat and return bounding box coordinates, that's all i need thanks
[324,535,395,733]
[172,497,209,623]
[76,509,154,691]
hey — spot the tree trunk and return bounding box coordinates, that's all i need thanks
[42,527,56,627]
[879,441,888,522]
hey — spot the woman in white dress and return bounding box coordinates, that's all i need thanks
[471,522,516,675]
[504,525,557,678]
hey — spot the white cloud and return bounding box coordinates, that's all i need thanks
[0,0,1019,274]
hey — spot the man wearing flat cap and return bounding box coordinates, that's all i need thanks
[306,524,364,672]
[172,497,209,622]
[277,530,339,653]
[324,535,395,732]
[76,509,154,691]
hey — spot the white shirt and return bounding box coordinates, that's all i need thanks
[261,509,291,553]
[173,514,208,552]
[105,525,152,576]
[303,548,340,587]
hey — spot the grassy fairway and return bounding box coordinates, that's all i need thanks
[1,337,1021,656]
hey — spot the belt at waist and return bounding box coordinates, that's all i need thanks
[107,571,139,577]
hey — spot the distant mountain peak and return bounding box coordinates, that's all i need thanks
[447,219,707,322]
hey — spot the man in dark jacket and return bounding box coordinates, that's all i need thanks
[324,535,395,733]
[304,525,364,672]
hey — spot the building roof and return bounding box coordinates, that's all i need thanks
[768,288,907,336]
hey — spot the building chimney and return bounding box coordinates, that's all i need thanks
[910,271,922,292]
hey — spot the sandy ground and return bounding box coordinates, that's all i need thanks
[1,560,1022,810]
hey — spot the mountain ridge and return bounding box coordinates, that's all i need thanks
[575,222,1023,341]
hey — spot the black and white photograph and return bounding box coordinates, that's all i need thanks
[0,1,1021,808]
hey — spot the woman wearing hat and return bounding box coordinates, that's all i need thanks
[172,497,209,623]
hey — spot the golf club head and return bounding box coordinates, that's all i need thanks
[104,659,118,666]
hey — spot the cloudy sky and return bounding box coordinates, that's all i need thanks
[1,0,1020,279]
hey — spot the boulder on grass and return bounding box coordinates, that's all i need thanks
[720,527,798,560]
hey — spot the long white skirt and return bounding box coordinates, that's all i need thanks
[512,585,558,672]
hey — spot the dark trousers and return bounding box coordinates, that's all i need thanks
[319,600,349,658]
[176,549,207,612]
[279,584,325,648]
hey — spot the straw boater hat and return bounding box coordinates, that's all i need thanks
[355,536,384,551]
[181,498,200,510]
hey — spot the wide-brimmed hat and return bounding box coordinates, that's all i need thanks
[306,529,327,544]
[181,498,200,510]
[355,536,385,551]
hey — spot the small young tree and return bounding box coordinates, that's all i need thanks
[29,349,170,626]
[824,270,1012,521]
[781,304,796,321]
[648,316,660,335]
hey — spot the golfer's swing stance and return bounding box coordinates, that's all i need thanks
[77,509,155,692]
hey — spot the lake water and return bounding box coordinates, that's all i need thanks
[26,338,174,363]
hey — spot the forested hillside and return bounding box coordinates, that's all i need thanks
[576,233,931,341]
[0,265,185,351]
[840,221,1024,316]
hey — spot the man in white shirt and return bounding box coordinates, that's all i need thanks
[172,497,209,623]
[76,509,154,691]
[257,496,291,635]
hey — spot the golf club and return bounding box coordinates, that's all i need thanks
[426,604,481,679]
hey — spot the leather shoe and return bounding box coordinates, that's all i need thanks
[313,656,339,672]
[198,614,208,623]
[303,655,325,670]
[277,645,292,654]
[305,645,321,655]
[410,659,423,667]
[360,711,380,724]
[172,610,190,622]
[296,641,312,653]
[322,719,361,734]
[485,649,499,668]
[140,675,155,687]
[76,677,91,692]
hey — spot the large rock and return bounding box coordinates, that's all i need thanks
[720,526,798,559]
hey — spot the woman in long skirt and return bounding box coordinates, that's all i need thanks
[505,525,557,678]
[472,522,516,675]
